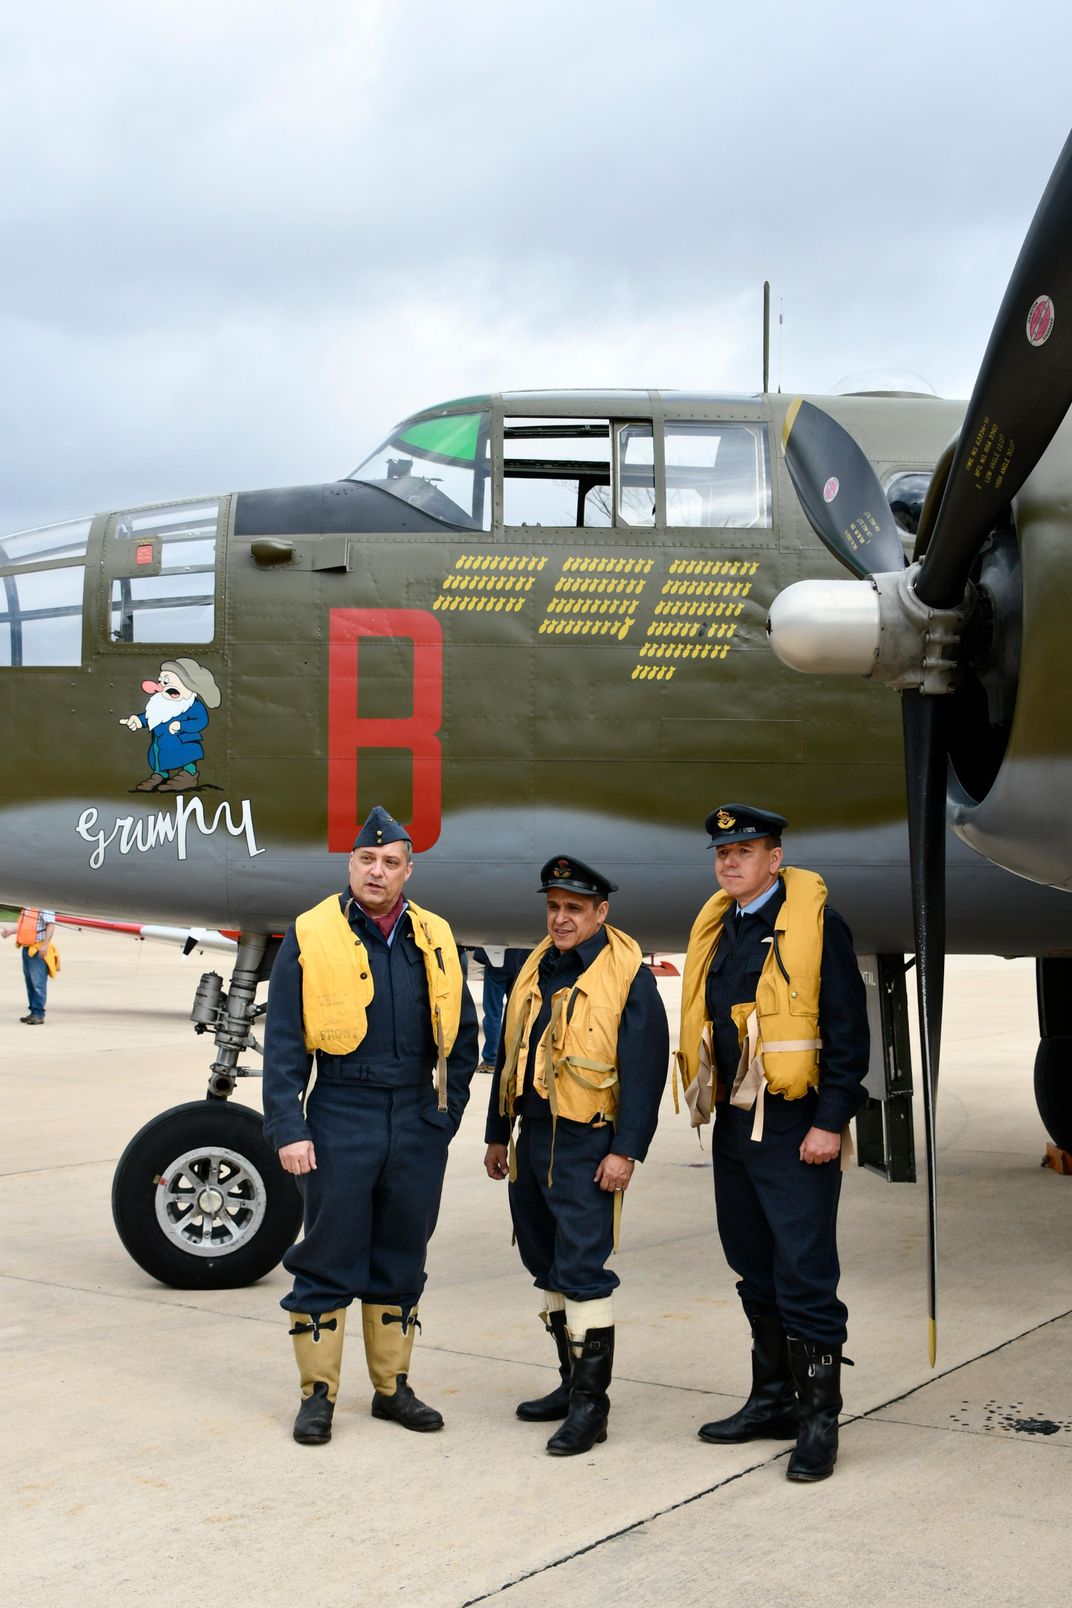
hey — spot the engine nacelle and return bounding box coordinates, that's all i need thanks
[948,416,1072,892]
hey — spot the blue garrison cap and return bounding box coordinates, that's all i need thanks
[539,855,618,899]
[352,805,412,851]
[704,803,788,849]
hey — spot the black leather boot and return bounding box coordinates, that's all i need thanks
[516,1309,573,1421]
[546,1327,613,1456]
[363,1304,444,1432]
[698,1311,799,1443]
[371,1374,444,1432]
[293,1382,334,1444]
[786,1338,847,1481]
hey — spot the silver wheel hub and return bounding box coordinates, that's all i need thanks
[155,1143,268,1258]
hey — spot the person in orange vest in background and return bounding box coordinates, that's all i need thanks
[1,907,59,1024]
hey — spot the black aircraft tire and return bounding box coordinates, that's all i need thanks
[1033,1037,1072,1154]
[112,1101,303,1290]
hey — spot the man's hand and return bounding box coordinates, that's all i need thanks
[595,1153,635,1192]
[799,1126,841,1165]
[484,1142,509,1180]
[279,1140,316,1175]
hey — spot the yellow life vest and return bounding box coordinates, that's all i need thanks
[498,924,642,1129]
[294,894,463,1110]
[676,867,826,1109]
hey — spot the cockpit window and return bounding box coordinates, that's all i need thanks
[885,471,932,536]
[0,515,91,666]
[350,410,491,531]
[664,422,771,528]
[503,418,611,527]
[109,501,219,644]
[0,515,91,567]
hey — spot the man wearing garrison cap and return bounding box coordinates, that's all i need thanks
[677,805,869,1482]
[484,856,668,1456]
[263,806,478,1446]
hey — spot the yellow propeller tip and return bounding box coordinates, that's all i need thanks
[781,397,802,450]
[928,1317,937,1368]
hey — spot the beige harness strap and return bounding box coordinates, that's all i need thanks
[840,1123,855,1171]
[683,1029,715,1132]
[612,1187,622,1254]
[542,996,568,1186]
[732,1008,823,1143]
[434,1005,448,1112]
[540,998,619,1187]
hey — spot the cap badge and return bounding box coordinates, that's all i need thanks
[716,810,736,830]
[553,859,571,878]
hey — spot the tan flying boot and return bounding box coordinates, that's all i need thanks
[289,1308,346,1444]
[362,1303,443,1432]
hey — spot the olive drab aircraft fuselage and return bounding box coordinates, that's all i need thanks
[5,385,1072,1295]
[4,385,1070,951]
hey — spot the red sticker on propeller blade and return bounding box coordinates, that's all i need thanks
[1027,295,1055,346]
[823,477,839,503]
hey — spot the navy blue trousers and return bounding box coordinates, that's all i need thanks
[508,1118,619,1301]
[281,1082,452,1317]
[712,1095,847,1345]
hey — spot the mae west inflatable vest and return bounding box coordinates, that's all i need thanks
[294,894,463,1110]
[676,867,826,1107]
[498,924,642,1129]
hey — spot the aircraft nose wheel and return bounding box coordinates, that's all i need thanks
[112,1101,302,1289]
[154,1144,267,1257]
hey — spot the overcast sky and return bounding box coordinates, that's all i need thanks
[3,0,1070,531]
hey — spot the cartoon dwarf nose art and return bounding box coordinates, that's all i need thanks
[120,657,222,793]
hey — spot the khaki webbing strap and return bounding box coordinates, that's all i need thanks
[732,1008,823,1143]
[434,1005,448,1112]
[542,995,568,1185]
[541,997,620,1188]
[840,1123,855,1171]
[560,1057,618,1082]
[683,1027,714,1132]
[612,1186,622,1254]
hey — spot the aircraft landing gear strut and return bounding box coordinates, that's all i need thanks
[111,931,302,1290]
[1034,958,1072,1155]
[190,931,273,1099]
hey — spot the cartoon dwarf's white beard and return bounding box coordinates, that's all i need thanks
[145,691,194,728]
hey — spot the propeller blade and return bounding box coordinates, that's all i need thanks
[917,128,1072,609]
[901,689,946,1365]
[782,399,907,579]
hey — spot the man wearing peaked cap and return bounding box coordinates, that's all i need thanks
[677,805,869,1482]
[484,855,668,1456]
[263,804,478,1446]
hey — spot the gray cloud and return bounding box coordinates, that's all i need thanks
[3,0,1071,529]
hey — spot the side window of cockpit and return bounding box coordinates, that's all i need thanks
[617,423,656,526]
[665,422,772,528]
[885,471,931,538]
[503,419,611,527]
[109,503,219,644]
[0,516,90,667]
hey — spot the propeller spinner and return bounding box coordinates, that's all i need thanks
[768,127,1072,1365]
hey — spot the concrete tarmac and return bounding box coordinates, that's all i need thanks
[2,929,1070,1607]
